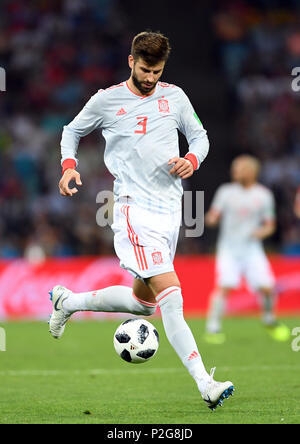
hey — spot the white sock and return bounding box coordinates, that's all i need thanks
[156,286,210,393]
[258,290,276,325]
[62,286,157,317]
[206,290,226,333]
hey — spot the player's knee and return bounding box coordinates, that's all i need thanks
[132,294,157,316]
[138,304,157,316]
[157,286,183,313]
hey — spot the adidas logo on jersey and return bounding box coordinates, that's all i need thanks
[116,108,127,116]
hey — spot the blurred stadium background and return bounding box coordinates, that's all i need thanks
[0,0,300,319]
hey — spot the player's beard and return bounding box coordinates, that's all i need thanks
[132,69,158,96]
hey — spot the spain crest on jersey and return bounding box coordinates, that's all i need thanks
[158,98,170,113]
[152,251,163,265]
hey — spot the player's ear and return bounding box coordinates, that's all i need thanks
[128,55,134,70]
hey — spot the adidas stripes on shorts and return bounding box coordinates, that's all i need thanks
[112,197,181,280]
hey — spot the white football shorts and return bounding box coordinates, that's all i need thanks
[216,244,275,290]
[111,197,181,280]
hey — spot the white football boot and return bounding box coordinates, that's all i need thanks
[202,367,235,411]
[48,285,73,339]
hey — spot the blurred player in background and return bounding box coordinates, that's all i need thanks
[205,155,290,344]
[48,31,234,410]
[294,187,300,218]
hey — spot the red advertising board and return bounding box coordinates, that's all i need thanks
[174,256,300,316]
[0,256,299,320]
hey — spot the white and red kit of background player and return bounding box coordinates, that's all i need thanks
[61,81,209,279]
[210,182,276,290]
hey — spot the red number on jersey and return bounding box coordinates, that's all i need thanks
[135,116,148,134]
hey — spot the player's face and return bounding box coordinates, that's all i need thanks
[129,56,165,95]
[231,160,257,185]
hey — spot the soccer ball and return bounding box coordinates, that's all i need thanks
[113,318,159,364]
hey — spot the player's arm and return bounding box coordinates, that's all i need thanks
[59,92,104,196]
[170,89,209,179]
[252,190,276,240]
[205,185,226,227]
[252,219,276,240]
[294,187,300,218]
[205,208,222,227]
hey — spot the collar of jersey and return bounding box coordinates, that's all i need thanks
[125,81,157,99]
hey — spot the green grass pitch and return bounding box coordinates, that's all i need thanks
[0,317,299,424]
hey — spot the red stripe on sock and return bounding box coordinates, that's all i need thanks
[132,293,157,307]
[156,287,180,303]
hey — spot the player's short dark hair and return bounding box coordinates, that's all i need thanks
[131,31,171,65]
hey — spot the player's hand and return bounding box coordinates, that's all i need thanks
[251,221,276,240]
[59,169,82,196]
[205,210,220,227]
[168,157,194,179]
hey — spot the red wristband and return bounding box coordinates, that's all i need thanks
[62,159,76,175]
[184,153,198,171]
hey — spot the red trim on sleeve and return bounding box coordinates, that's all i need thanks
[184,153,198,171]
[62,159,76,175]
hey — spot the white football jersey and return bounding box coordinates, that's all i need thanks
[61,81,209,213]
[210,182,276,251]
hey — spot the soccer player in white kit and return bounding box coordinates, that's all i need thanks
[205,155,290,344]
[48,31,235,410]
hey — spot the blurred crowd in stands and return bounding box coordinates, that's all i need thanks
[213,0,300,254]
[0,0,300,259]
[0,0,127,259]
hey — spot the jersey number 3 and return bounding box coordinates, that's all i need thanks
[135,116,148,134]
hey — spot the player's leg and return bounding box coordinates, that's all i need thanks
[205,250,240,342]
[62,282,157,316]
[49,283,157,339]
[147,271,209,389]
[147,271,234,409]
[60,272,159,318]
[205,286,230,344]
[244,247,277,324]
[145,271,209,387]
[257,286,290,341]
[59,278,156,316]
[245,248,290,341]
[49,275,157,340]
[206,286,230,333]
[133,277,156,304]
[258,286,277,326]
[48,245,158,340]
